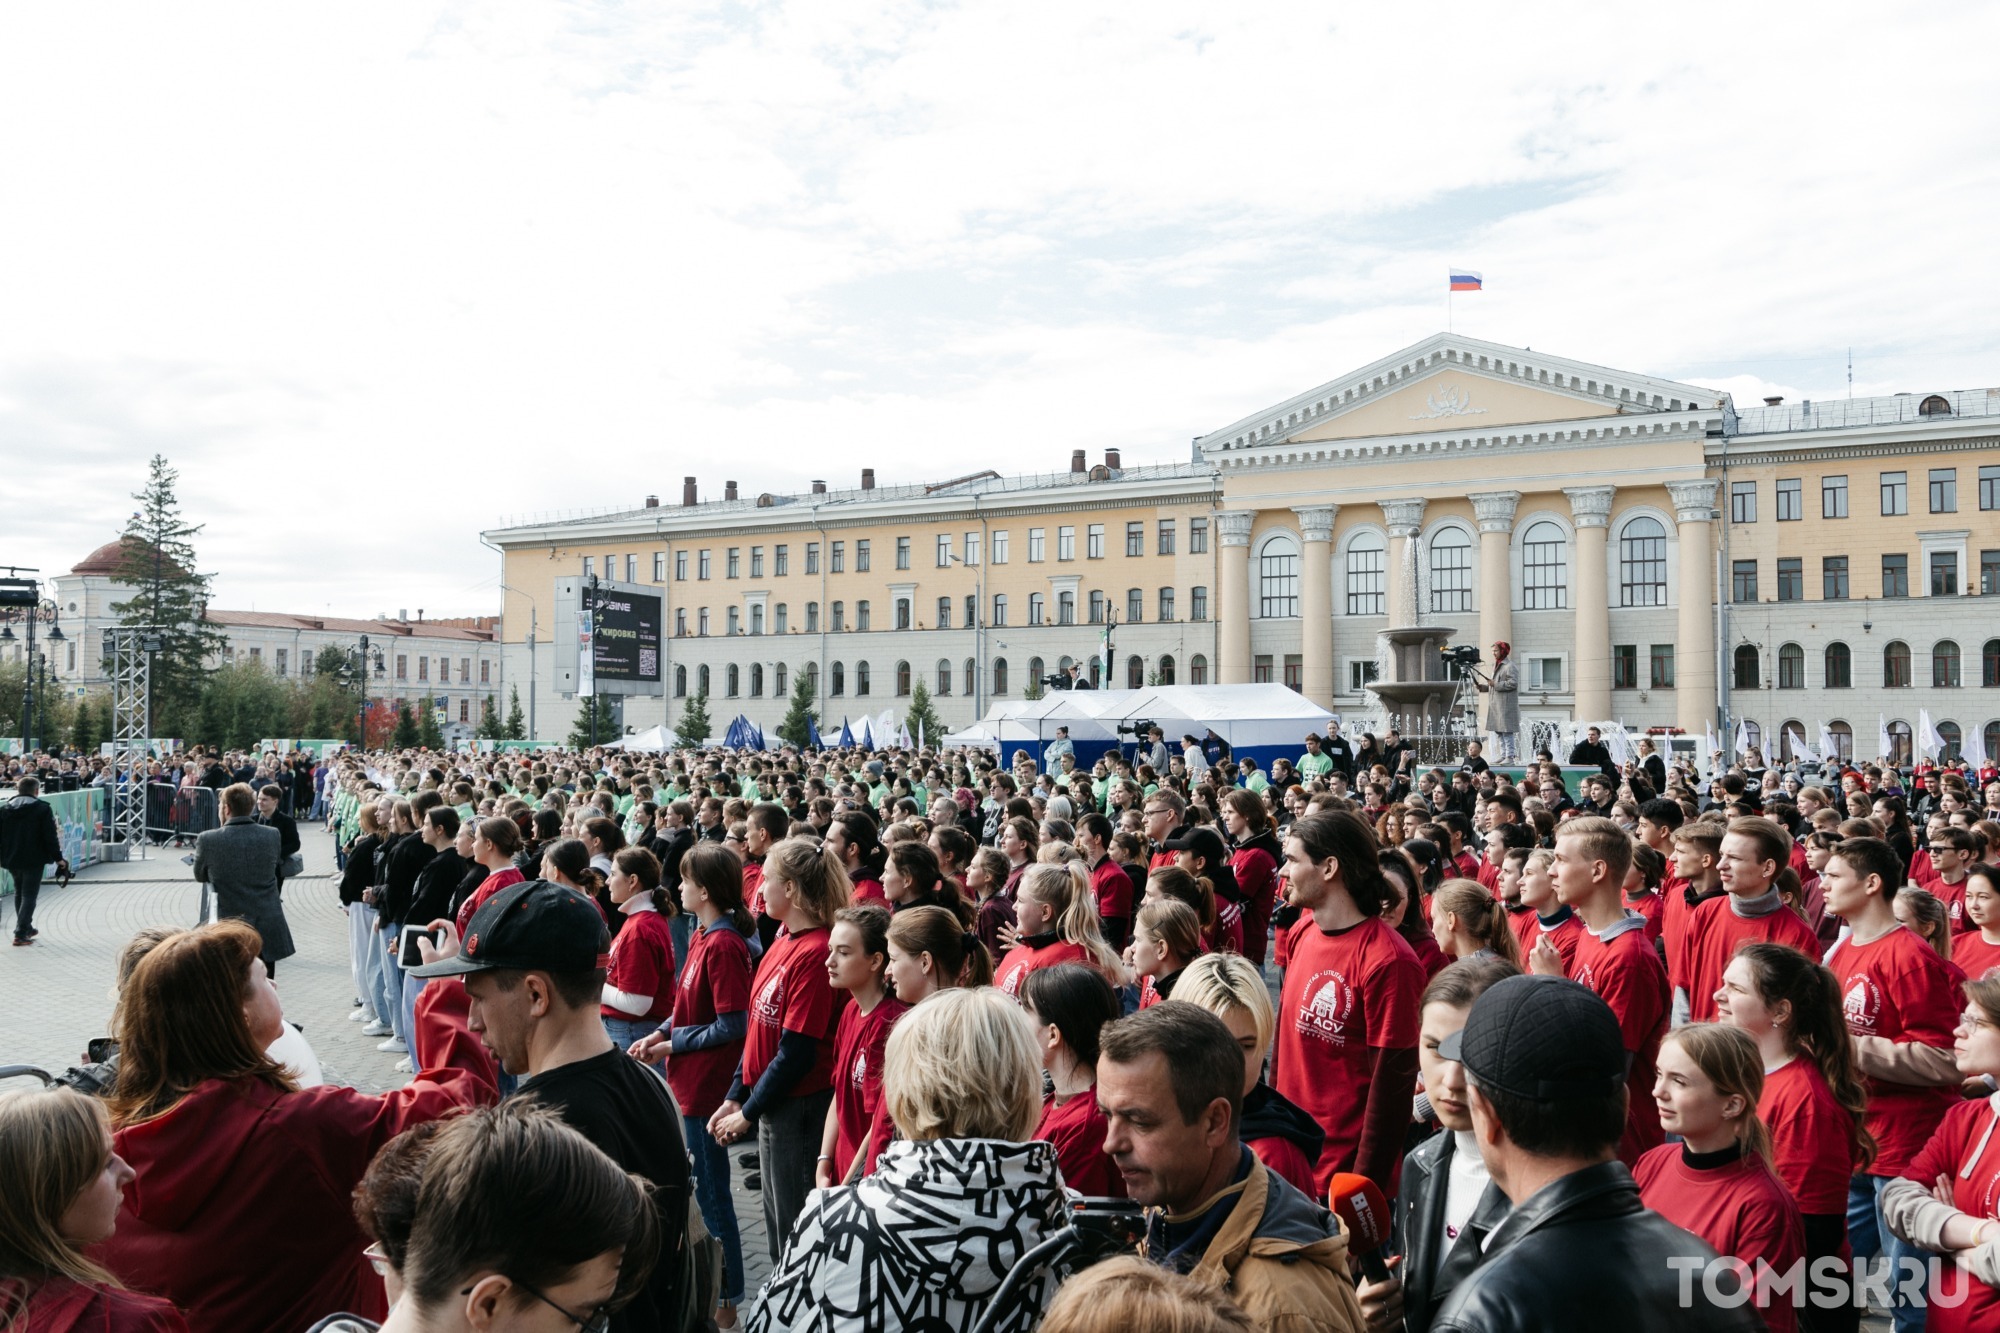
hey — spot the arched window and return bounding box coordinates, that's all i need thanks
[895,661,911,696]
[674,665,687,698]
[805,601,819,632]
[935,659,951,695]
[1026,657,1044,690]
[1088,590,1105,623]
[1824,642,1852,689]
[856,661,871,696]
[749,664,763,696]
[1933,640,1961,688]
[1089,656,1103,688]
[1028,593,1045,626]
[1777,643,1804,689]
[1618,516,1667,606]
[1884,640,1911,688]
[1887,720,1913,765]
[1429,527,1472,613]
[697,664,710,696]
[1919,394,1953,417]
[726,664,740,697]
[831,600,845,632]
[992,658,1008,696]
[1733,644,1761,690]
[992,594,1008,627]
[750,604,764,636]
[896,598,911,630]
[1258,534,1300,618]
[774,663,787,697]
[964,658,975,697]
[804,663,817,696]
[1521,521,1568,610]
[1987,639,2000,688]
[1778,721,1807,762]
[1159,654,1176,685]
[1127,654,1145,689]
[727,607,741,636]
[775,603,787,634]
[1741,720,1763,753]
[936,597,951,630]
[1190,654,1208,685]
[830,662,845,696]
[1345,531,1385,615]
[1827,721,1853,761]
[1986,721,2000,767]
[1057,591,1075,625]
[1938,721,1962,762]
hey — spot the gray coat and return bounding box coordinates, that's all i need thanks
[1484,659,1520,733]
[193,816,295,963]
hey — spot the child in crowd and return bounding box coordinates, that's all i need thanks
[1130,898,1201,1009]
[818,905,906,1185]
[995,863,1127,996]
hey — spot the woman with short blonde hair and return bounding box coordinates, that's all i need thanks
[1172,952,1322,1195]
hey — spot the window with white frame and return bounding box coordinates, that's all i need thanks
[1522,521,1568,610]
[1345,532,1385,615]
[1619,516,1667,606]
[1429,528,1471,613]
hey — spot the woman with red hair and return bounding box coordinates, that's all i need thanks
[1481,640,1520,763]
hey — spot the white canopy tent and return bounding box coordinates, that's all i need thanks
[968,683,1335,761]
[609,724,676,752]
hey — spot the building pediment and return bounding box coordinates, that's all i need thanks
[1197,333,1730,456]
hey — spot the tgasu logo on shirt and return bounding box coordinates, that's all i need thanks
[1296,969,1354,1046]
[754,976,785,1026]
[851,1047,869,1090]
[1841,974,1883,1034]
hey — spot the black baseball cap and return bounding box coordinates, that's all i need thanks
[1162,826,1230,866]
[408,879,611,978]
[1438,974,1627,1102]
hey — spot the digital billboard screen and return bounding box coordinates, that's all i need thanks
[586,585,662,685]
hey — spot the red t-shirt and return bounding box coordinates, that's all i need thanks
[1036,1089,1122,1197]
[1475,860,1500,891]
[831,996,908,1180]
[1232,844,1280,967]
[851,877,888,909]
[1909,850,1939,889]
[1090,857,1134,925]
[666,923,754,1117]
[1824,924,1961,1177]
[1761,1057,1858,1215]
[1453,850,1481,881]
[1249,1134,1319,1197]
[1931,877,1974,935]
[995,938,1090,998]
[1955,931,2000,982]
[741,926,845,1097]
[1569,916,1669,1166]
[1273,916,1423,1196]
[1505,904,1536,947]
[1899,1096,2000,1333]
[455,865,526,935]
[1634,1145,1805,1333]
[1681,896,1821,1024]
[743,859,766,917]
[1661,880,1714,992]
[601,905,677,1022]
[1623,888,1665,943]
[1519,909,1582,976]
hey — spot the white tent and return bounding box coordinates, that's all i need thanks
[940,723,1002,751]
[610,724,676,752]
[973,683,1334,750]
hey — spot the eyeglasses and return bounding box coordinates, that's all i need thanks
[1929,845,1960,855]
[461,1280,613,1333]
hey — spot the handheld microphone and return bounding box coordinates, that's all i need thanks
[1328,1171,1393,1283]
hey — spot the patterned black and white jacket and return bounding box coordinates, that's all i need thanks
[748,1136,1069,1333]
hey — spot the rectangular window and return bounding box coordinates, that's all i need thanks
[1190,518,1208,553]
[396,654,408,680]
[831,542,844,573]
[675,551,688,581]
[1028,594,1045,626]
[963,595,976,627]
[625,554,637,582]
[1057,592,1074,625]
[1823,556,1849,600]
[460,699,470,723]
[1348,659,1379,692]
[1981,549,2000,596]
[965,532,980,565]
[582,556,593,579]
[895,599,911,630]
[460,658,470,683]
[1529,657,1563,691]
[1086,524,1104,559]
[1191,586,1208,621]
[1283,656,1302,691]
[1930,468,1957,513]
[416,656,430,680]
[653,552,666,581]
[1822,475,1848,518]
[1347,545,1385,616]
[1126,522,1144,557]
[805,543,820,575]
[1775,478,1801,521]
[1730,480,1756,524]
[936,534,951,567]
[1127,588,1144,623]
[1981,466,2000,511]
[1930,551,1958,597]
[895,537,909,570]
[775,545,788,576]
[805,602,818,632]
[1732,559,1758,602]
[480,660,490,684]
[1612,644,1638,690]
[1261,550,1300,617]
[1880,471,1907,516]
[992,594,1008,627]
[1776,557,1803,602]
[1253,655,1273,684]
[1158,521,1176,555]
[856,601,871,631]
[750,547,764,578]
[856,540,871,572]
[272,648,287,676]
[1882,553,1909,598]
[675,608,687,637]
[1088,590,1105,624]
[698,550,712,580]
[1158,587,1176,621]
[936,597,951,629]
[1029,528,1046,562]
[1057,526,1075,561]
[1649,644,1675,688]
[726,548,740,579]
[991,531,1008,563]
[698,608,710,636]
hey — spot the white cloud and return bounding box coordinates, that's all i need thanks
[0,1,1996,614]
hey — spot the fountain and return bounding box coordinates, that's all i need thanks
[1363,500,1467,736]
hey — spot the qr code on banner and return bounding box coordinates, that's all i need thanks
[639,648,658,677]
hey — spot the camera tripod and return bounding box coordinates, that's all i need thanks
[1446,664,1486,737]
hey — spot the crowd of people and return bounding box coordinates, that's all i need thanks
[3,710,2000,1333]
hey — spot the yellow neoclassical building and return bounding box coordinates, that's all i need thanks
[483,333,2000,761]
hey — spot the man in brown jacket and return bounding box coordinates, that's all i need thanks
[1099,1002,1367,1333]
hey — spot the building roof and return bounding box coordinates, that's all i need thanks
[71,536,187,579]
[203,609,496,642]
[1730,387,2000,436]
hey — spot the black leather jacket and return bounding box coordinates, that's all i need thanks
[1390,1130,1510,1333]
[1431,1161,1763,1333]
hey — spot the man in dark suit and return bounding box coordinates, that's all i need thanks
[255,782,301,894]
[1,776,66,945]
[194,783,294,975]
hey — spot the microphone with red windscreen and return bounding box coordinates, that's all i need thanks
[1328,1172,1393,1282]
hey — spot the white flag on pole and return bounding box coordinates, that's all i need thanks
[1734,718,1751,759]
[1788,725,1816,765]
[1818,721,1840,766]
[1878,715,1893,763]
[1919,709,1942,762]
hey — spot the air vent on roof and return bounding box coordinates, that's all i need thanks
[861,469,875,491]
[811,480,827,494]
[1763,397,1784,407]
[1105,448,1121,470]
[724,481,738,501]
[644,495,659,508]
[682,477,697,506]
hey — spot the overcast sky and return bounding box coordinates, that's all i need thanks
[3,2,1996,619]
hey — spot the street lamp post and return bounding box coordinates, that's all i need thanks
[586,573,601,749]
[1,577,65,753]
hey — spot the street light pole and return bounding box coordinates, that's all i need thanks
[586,573,600,749]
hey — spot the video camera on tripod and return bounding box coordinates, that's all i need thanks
[1440,643,1483,670]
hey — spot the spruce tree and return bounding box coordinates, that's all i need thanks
[418,694,445,750]
[674,688,712,749]
[567,694,615,750]
[71,695,102,754]
[112,455,227,738]
[505,685,526,739]
[394,701,420,749]
[775,665,818,749]
[903,680,944,747]
[477,696,504,740]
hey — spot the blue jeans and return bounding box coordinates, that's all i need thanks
[374,926,406,1044]
[401,974,427,1059]
[602,1015,664,1077]
[1848,1172,1928,1333]
[685,1113,746,1302]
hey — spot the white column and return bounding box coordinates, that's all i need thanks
[1294,506,1337,708]
[1666,479,1720,735]
[1379,498,1429,631]
[1469,490,1520,662]
[1216,511,1255,684]
[1565,486,1616,723]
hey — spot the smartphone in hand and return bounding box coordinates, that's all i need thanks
[400,923,441,968]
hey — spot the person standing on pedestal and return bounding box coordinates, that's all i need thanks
[1481,643,1520,764]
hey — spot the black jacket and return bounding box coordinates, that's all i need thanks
[338,833,382,906]
[1240,1081,1325,1172]
[406,846,469,929]
[1567,739,1617,778]
[1430,1161,1760,1333]
[1389,1130,1509,1333]
[651,824,695,888]
[377,834,437,925]
[0,794,61,869]
[259,810,301,863]
[1324,734,1355,780]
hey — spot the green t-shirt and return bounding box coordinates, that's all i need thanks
[1297,752,1333,777]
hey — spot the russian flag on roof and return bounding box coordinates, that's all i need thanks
[1449,270,1482,291]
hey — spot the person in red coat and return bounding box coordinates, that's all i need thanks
[93,921,492,1332]
[1223,791,1284,967]
[0,1086,187,1332]
[1636,1024,1806,1333]
[1022,964,1124,1196]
